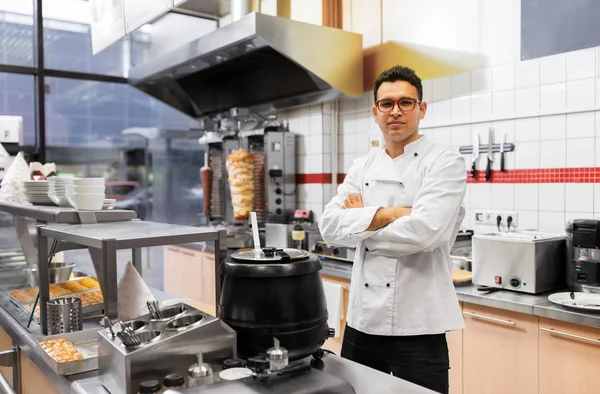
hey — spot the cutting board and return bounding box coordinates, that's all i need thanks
[452,269,472,284]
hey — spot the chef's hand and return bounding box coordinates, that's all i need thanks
[365,206,412,231]
[342,193,364,209]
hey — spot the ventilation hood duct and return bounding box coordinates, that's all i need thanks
[128,12,363,118]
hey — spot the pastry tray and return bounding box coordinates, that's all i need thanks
[36,329,99,375]
[10,288,105,322]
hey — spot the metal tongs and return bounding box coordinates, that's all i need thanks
[147,300,163,320]
[116,322,141,347]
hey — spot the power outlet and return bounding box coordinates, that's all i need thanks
[474,211,518,231]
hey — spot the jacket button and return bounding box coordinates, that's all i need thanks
[386,283,390,288]
[364,283,369,287]
[365,182,369,186]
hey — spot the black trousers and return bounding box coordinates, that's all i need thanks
[340,324,449,394]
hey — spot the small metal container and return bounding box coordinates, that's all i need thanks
[187,352,213,387]
[47,297,83,335]
[25,262,76,287]
[266,338,288,371]
[148,303,188,331]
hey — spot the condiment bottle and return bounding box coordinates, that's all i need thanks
[187,352,213,387]
[163,373,185,390]
[138,379,161,394]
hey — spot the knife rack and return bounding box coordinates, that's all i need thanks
[459,143,515,155]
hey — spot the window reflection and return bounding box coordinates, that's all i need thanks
[0,0,34,67]
[45,77,205,225]
[0,73,35,145]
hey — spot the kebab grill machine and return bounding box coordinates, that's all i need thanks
[201,110,297,249]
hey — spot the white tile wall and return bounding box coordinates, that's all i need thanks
[567,112,595,138]
[539,184,565,211]
[566,138,595,167]
[515,58,540,88]
[540,140,566,168]
[541,53,567,85]
[566,184,594,213]
[567,48,596,81]
[540,115,566,140]
[540,83,566,113]
[321,45,600,230]
[492,64,515,92]
[515,86,540,116]
[567,78,595,110]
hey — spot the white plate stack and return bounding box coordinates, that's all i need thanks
[22,180,53,205]
[47,177,74,207]
[102,198,116,210]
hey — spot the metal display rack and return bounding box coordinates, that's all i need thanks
[0,201,137,267]
[36,220,222,334]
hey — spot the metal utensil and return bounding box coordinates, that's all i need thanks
[146,300,163,320]
[485,127,494,181]
[499,132,506,172]
[471,132,479,180]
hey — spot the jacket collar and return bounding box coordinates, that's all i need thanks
[382,134,431,160]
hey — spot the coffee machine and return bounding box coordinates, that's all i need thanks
[567,219,600,293]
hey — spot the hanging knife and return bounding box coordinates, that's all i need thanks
[485,128,494,181]
[471,132,479,180]
[499,132,506,172]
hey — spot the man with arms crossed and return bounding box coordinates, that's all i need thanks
[319,65,466,394]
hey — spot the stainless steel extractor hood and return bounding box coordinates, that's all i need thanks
[128,12,363,118]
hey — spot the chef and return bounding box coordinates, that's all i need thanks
[318,65,466,394]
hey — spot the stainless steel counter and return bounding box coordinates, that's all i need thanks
[320,258,600,330]
[0,289,434,394]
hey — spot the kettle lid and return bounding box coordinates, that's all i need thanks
[223,247,321,278]
[231,247,310,263]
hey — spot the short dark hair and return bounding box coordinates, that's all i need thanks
[373,65,423,103]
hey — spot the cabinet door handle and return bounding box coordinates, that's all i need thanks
[167,247,180,253]
[181,250,195,257]
[540,327,600,345]
[462,311,516,326]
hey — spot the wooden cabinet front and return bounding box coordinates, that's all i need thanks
[539,317,600,394]
[320,274,350,355]
[462,304,539,394]
[163,246,216,308]
[0,328,12,388]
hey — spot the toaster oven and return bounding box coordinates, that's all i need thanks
[472,231,567,294]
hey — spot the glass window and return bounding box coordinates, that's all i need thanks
[0,72,35,146]
[45,76,199,148]
[0,0,35,67]
[45,77,205,225]
[43,0,130,77]
[42,2,217,77]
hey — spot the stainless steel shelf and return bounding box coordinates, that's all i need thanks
[40,220,220,249]
[36,221,222,334]
[0,202,136,224]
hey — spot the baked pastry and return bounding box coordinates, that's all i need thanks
[62,281,88,293]
[78,277,100,289]
[40,338,84,362]
[226,149,255,221]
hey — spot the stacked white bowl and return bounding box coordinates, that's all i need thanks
[47,177,74,207]
[65,178,106,211]
[22,180,53,205]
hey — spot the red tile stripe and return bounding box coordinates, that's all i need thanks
[467,168,600,183]
[297,168,600,184]
[296,173,332,184]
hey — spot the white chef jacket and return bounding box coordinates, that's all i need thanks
[319,135,466,336]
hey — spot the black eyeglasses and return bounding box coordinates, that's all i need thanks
[376,98,421,113]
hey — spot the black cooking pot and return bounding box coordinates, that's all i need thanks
[218,247,332,361]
